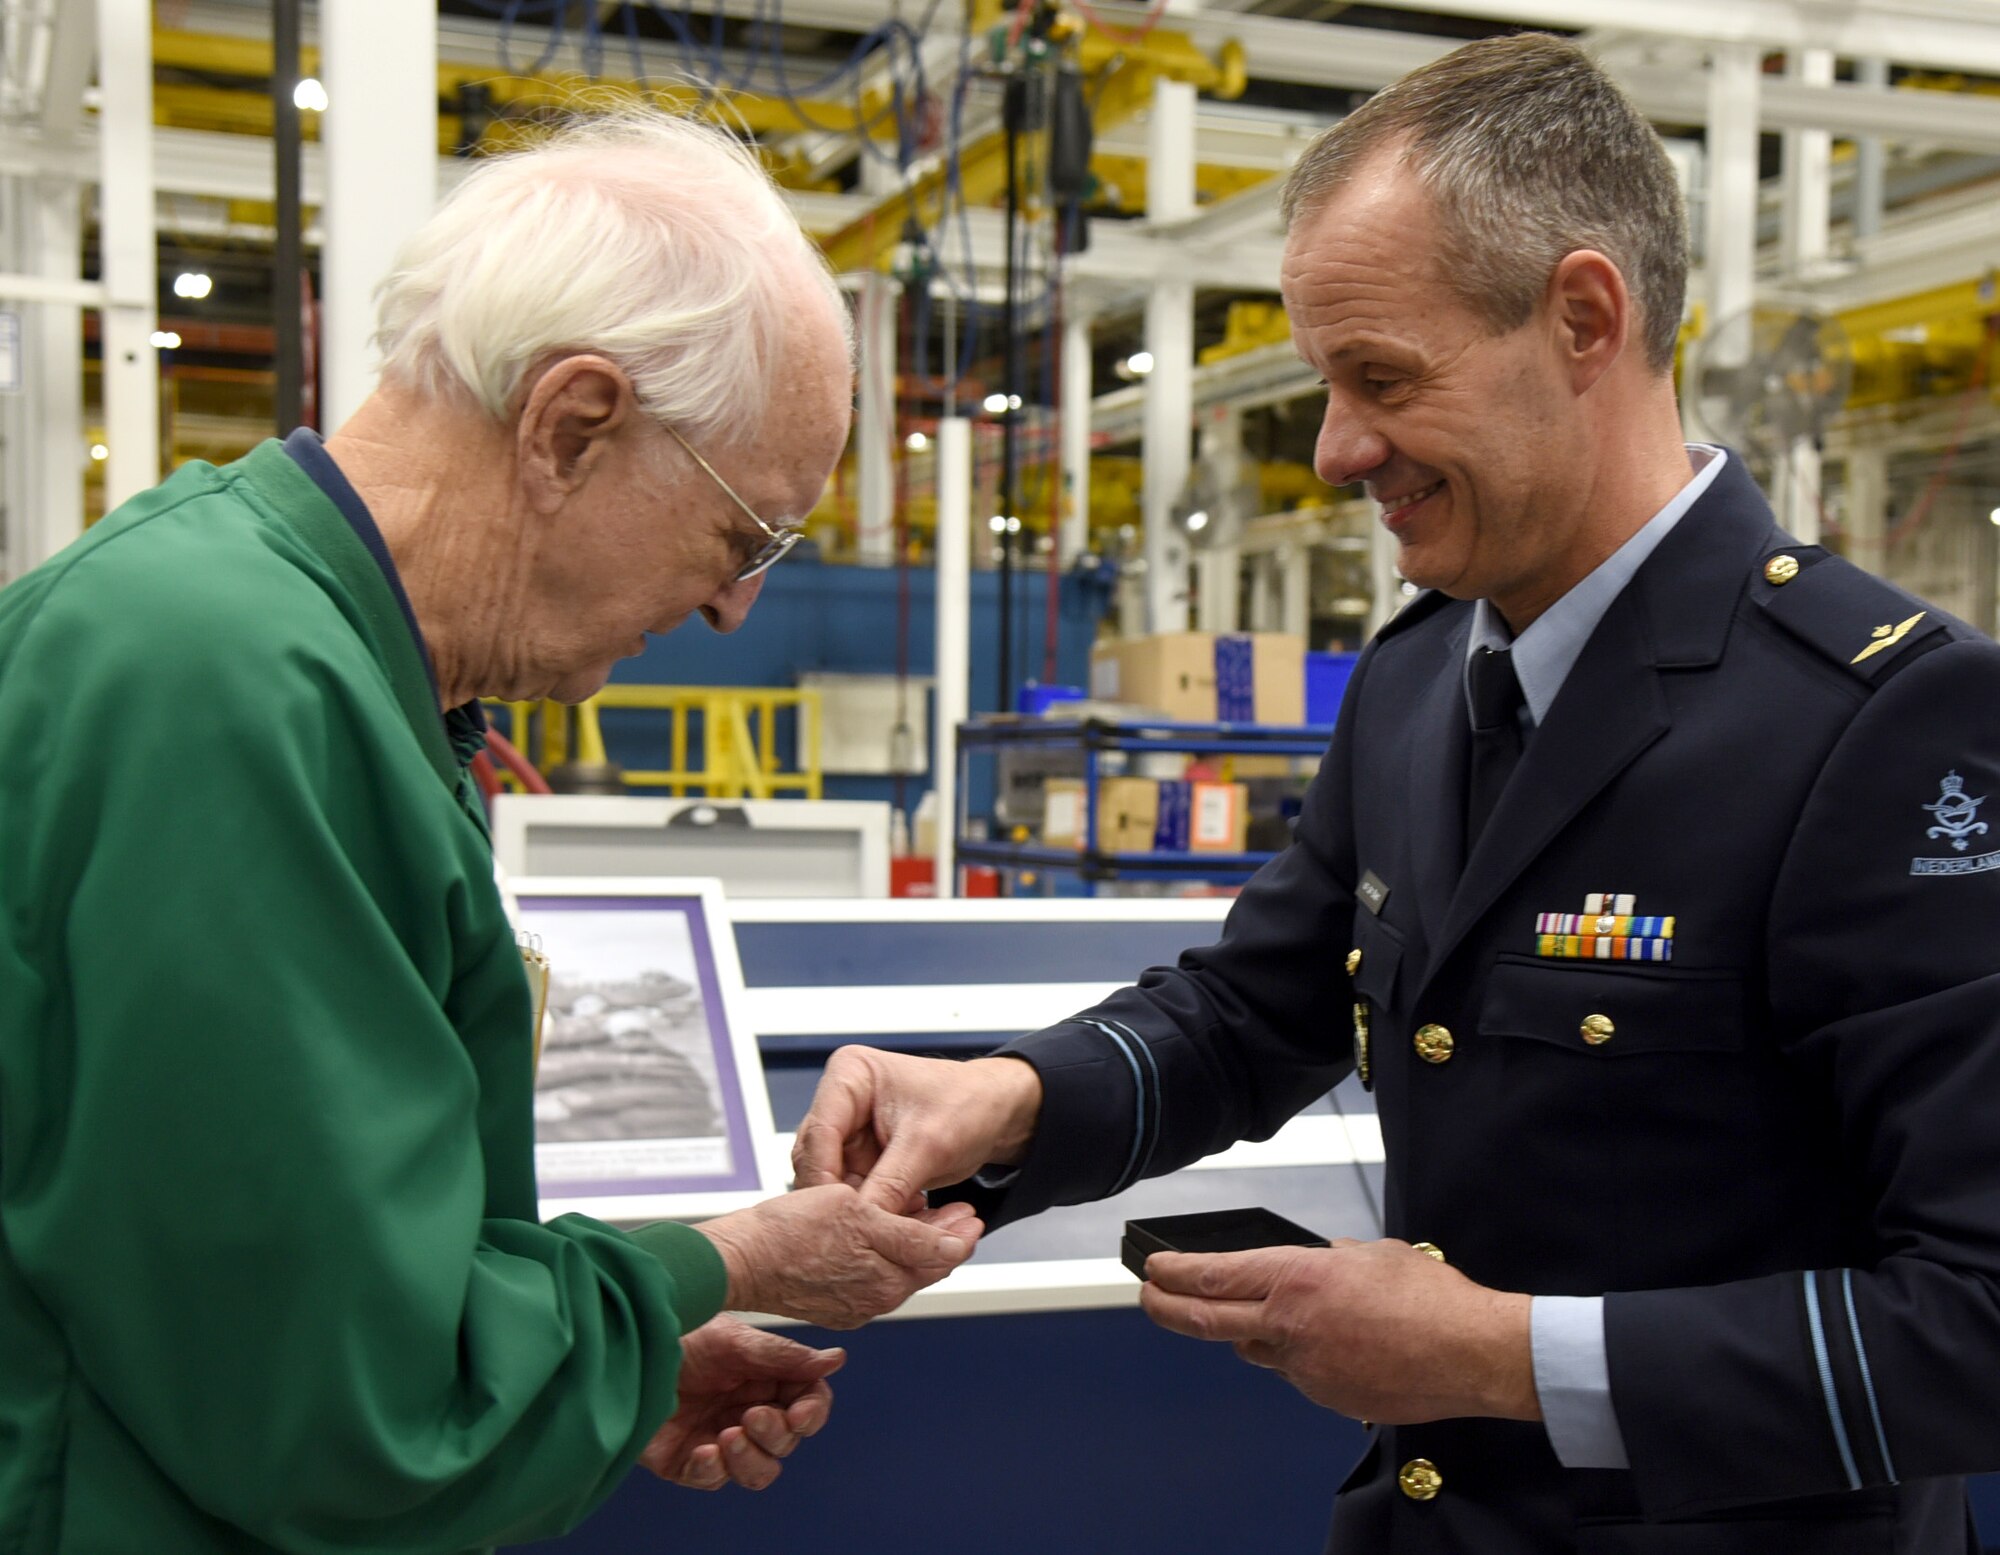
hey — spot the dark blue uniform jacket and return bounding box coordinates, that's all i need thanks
[966,456,2000,1552]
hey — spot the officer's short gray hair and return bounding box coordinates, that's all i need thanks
[1279,33,1687,375]
[373,109,851,445]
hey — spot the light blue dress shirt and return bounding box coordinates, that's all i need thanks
[1464,445,1727,1470]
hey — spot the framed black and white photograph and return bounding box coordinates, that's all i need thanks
[505,877,783,1221]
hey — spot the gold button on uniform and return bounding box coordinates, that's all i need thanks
[1581,1013,1616,1046]
[1764,554,1800,585]
[1414,1023,1454,1064]
[1399,1459,1443,1502]
[1412,1241,1445,1262]
[1346,948,1363,976]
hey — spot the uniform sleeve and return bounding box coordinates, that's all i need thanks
[0,580,721,1551]
[1606,636,2000,1517]
[956,652,1369,1226]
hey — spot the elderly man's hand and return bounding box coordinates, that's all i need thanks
[792,1047,1043,1211]
[639,1315,841,1491]
[1139,1238,1540,1425]
[699,1183,980,1329]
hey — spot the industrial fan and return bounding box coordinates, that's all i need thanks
[1685,306,1854,459]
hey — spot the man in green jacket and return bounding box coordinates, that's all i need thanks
[0,111,975,1553]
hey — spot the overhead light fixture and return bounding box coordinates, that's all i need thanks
[1006,515,1022,534]
[1185,509,1209,533]
[988,514,1007,532]
[1990,505,2000,527]
[89,443,108,461]
[173,271,212,300]
[1126,351,1154,376]
[905,431,929,451]
[983,393,1008,414]
[150,330,181,350]
[294,77,328,112]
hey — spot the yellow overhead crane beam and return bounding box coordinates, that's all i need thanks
[1085,152,1270,215]
[148,27,868,180]
[816,14,1247,276]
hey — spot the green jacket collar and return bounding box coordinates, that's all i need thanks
[225,439,461,793]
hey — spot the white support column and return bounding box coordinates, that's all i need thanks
[1779,48,1832,543]
[932,417,972,898]
[1854,58,1889,241]
[31,176,84,566]
[1843,448,1889,581]
[1194,403,1242,632]
[1365,520,1400,638]
[1705,46,1760,332]
[95,0,157,509]
[855,272,897,565]
[1059,307,1092,563]
[322,0,436,431]
[1247,552,1277,632]
[0,176,28,581]
[1279,539,1311,639]
[1142,75,1197,636]
[1698,45,1761,448]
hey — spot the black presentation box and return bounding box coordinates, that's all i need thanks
[1121,1207,1330,1280]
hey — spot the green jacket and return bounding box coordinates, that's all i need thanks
[0,443,725,1553]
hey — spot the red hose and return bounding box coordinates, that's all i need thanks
[485,728,553,795]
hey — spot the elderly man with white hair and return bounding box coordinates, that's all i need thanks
[0,113,976,1553]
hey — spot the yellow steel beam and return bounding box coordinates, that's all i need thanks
[150,28,868,151]
[818,23,1246,276]
[1198,298,1288,365]
[1086,152,1271,215]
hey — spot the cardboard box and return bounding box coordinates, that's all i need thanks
[1187,781,1249,853]
[1090,632,1306,725]
[1042,778,1087,850]
[1096,777,1162,854]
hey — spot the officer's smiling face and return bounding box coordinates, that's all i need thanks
[1282,150,1583,622]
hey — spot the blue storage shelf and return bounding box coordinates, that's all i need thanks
[953,716,1333,891]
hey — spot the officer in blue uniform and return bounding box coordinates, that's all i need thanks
[796,33,2000,1552]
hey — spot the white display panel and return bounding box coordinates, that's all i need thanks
[491,794,891,898]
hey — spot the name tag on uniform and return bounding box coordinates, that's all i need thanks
[1357,869,1390,916]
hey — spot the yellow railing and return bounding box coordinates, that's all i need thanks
[487,686,822,800]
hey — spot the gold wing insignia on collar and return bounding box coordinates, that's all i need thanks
[1852,611,1928,665]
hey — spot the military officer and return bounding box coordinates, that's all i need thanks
[794,33,2000,1553]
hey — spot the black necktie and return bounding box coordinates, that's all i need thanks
[1466,646,1526,859]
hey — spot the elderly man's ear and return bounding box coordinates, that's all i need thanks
[516,355,636,514]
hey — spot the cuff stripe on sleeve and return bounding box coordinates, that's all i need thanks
[1842,1269,1899,1485]
[1084,1020,1154,1194]
[1107,1019,1164,1183]
[1803,1270,1863,1491]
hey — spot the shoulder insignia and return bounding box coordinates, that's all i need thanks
[1851,611,1928,664]
[1752,546,1952,686]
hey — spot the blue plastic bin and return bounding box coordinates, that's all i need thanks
[1305,651,1359,726]
[1017,682,1087,717]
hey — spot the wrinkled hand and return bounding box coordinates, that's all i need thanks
[700,1183,982,1329]
[792,1047,1044,1211]
[640,1315,842,1491]
[1139,1238,1539,1425]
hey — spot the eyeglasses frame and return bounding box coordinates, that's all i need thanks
[662,422,805,583]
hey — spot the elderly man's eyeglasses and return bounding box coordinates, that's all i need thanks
[663,423,805,583]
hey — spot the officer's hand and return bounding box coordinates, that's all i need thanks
[639,1315,842,1491]
[699,1183,981,1329]
[1138,1239,1541,1425]
[792,1047,1044,1211]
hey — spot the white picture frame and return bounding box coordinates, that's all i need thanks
[503,876,786,1223]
